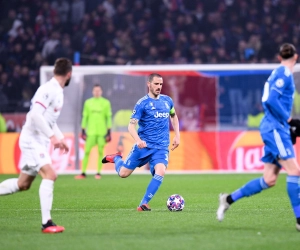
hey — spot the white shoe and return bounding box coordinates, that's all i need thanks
[217,193,230,222]
[296,223,300,232]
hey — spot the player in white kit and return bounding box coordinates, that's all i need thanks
[0,58,72,233]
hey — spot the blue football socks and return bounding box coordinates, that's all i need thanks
[286,176,300,219]
[114,156,123,175]
[139,174,164,206]
[231,177,270,202]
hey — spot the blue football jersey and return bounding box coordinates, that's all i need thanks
[260,65,295,133]
[131,94,175,149]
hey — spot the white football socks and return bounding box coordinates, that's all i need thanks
[39,179,54,224]
[0,178,19,195]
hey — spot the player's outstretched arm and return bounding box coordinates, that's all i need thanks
[128,118,147,148]
[170,113,180,151]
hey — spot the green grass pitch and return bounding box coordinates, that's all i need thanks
[0,174,299,250]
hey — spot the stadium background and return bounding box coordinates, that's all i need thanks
[1,0,300,174]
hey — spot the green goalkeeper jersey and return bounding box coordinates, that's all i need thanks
[81,97,112,136]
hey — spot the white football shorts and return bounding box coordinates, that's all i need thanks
[19,132,51,176]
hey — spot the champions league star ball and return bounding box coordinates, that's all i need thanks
[166,194,185,211]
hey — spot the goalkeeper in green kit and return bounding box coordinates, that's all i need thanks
[75,84,112,179]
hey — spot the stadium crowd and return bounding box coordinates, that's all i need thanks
[0,0,299,112]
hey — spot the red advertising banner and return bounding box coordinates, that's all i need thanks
[199,131,265,172]
[1,131,299,174]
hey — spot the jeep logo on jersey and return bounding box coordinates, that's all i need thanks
[154,112,169,118]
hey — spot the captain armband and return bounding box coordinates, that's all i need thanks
[170,107,176,117]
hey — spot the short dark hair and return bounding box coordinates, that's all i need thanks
[53,58,72,76]
[279,43,296,59]
[148,73,162,82]
[93,84,102,89]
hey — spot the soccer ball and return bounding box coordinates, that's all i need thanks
[166,194,185,211]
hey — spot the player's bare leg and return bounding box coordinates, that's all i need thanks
[217,163,279,221]
[0,172,35,195]
[39,164,64,233]
[102,152,128,175]
[278,158,300,231]
[102,152,137,178]
[118,167,134,178]
[18,172,36,190]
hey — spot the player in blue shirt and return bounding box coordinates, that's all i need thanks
[217,43,300,231]
[102,73,180,211]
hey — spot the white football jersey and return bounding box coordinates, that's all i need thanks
[22,77,64,138]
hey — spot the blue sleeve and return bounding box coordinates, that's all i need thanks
[131,101,144,120]
[265,89,290,122]
[169,97,175,115]
[265,72,291,122]
[169,97,174,109]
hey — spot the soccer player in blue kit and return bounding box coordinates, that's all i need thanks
[102,73,180,211]
[217,43,300,231]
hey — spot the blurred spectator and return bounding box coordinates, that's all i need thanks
[8,19,23,39]
[51,0,70,23]
[103,0,116,18]
[71,0,85,24]
[17,85,32,112]
[0,0,300,113]
[0,9,17,35]
[50,34,73,63]
[145,46,159,63]
[26,73,39,95]
[0,89,8,113]
[42,31,60,59]
[163,0,185,12]
[1,71,19,112]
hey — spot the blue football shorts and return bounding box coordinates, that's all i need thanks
[261,128,294,168]
[122,145,169,175]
